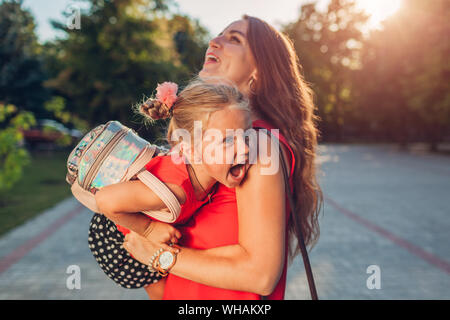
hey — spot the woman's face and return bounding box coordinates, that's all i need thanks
[199,20,257,96]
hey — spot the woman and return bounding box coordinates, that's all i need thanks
[123,15,322,299]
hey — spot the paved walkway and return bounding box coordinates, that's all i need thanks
[286,144,450,299]
[0,144,449,299]
[0,198,147,299]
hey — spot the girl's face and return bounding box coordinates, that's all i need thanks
[196,107,251,188]
[199,20,257,96]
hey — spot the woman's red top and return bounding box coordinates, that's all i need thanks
[163,120,295,300]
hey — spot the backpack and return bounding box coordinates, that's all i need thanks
[66,120,181,222]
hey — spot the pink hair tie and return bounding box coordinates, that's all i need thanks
[156,82,178,114]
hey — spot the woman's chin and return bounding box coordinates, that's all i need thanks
[198,69,210,79]
[199,67,219,79]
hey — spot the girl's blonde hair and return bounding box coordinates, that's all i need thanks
[139,78,250,145]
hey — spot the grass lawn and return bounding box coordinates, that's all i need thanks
[0,150,72,236]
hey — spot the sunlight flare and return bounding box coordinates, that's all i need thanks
[355,0,403,29]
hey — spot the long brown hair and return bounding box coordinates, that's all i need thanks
[243,15,323,256]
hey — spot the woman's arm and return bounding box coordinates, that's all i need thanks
[124,141,287,296]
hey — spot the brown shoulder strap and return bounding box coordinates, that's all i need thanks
[279,144,319,300]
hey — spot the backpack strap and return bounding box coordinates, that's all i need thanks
[136,170,181,223]
[126,145,181,223]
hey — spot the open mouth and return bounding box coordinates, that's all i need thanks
[228,163,248,182]
[204,53,220,65]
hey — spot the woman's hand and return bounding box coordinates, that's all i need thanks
[144,221,182,246]
[123,231,180,266]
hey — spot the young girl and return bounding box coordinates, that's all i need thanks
[93,79,251,298]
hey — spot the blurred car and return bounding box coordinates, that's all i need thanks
[22,119,83,150]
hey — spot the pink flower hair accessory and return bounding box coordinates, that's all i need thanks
[156,82,178,111]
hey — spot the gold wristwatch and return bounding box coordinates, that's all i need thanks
[152,245,180,277]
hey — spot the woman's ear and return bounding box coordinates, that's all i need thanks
[252,71,258,82]
[250,68,258,82]
[249,68,258,84]
[248,72,258,94]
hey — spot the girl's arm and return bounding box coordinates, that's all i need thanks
[125,142,287,296]
[95,180,183,247]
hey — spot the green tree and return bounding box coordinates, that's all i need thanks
[355,0,449,149]
[0,0,50,117]
[398,0,450,151]
[46,0,207,142]
[284,0,368,141]
[170,14,209,73]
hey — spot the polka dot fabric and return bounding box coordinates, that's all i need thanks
[88,213,162,289]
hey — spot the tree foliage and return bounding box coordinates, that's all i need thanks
[357,0,450,149]
[0,103,35,191]
[0,0,50,117]
[45,0,208,141]
[284,0,368,141]
[1,0,448,152]
[285,0,449,149]
[0,1,42,191]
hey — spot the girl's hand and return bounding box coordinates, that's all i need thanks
[144,221,182,246]
[123,231,179,266]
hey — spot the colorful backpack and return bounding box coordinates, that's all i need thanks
[66,120,181,222]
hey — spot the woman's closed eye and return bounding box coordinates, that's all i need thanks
[230,36,241,44]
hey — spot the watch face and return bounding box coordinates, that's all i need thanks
[159,251,174,269]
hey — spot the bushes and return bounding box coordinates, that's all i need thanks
[0,103,35,191]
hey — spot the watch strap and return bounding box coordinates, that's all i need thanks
[152,245,180,277]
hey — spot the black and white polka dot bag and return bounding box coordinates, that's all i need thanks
[88,213,162,289]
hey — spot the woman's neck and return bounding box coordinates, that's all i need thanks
[250,106,264,123]
[186,162,216,201]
